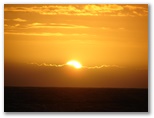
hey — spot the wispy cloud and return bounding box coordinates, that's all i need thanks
[27,62,121,69]
[4,32,92,37]
[13,18,27,22]
[15,24,20,27]
[4,32,63,36]
[28,62,65,67]
[124,5,146,10]
[4,24,8,27]
[4,4,148,17]
[27,22,90,29]
[4,19,10,21]
[83,65,120,69]
[4,22,90,31]
[4,24,21,29]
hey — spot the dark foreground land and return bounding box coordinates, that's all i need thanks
[4,87,148,112]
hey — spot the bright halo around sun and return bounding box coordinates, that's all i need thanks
[66,60,82,69]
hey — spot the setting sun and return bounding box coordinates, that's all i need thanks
[4,4,148,112]
[66,60,82,69]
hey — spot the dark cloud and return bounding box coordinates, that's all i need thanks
[5,62,148,88]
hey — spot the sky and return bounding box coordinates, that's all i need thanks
[4,4,148,88]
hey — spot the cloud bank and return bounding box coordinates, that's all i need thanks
[27,62,121,69]
[4,4,148,17]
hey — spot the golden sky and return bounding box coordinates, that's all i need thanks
[4,4,148,88]
[4,4,148,68]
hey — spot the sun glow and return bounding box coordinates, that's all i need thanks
[66,60,82,69]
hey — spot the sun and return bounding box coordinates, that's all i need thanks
[66,60,82,69]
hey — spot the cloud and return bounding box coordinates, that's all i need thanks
[30,22,45,26]
[4,19,10,21]
[15,24,20,27]
[4,32,92,37]
[4,4,148,17]
[13,18,27,22]
[83,65,121,69]
[4,22,92,36]
[124,5,146,10]
[123,5,148,16]
[27,22,90,29]
[4,32,63,36]
[28,62,65,67]
[4,24,8,27]
[4,21,90,32]
[27,62,121,69]
[4,24,21,29]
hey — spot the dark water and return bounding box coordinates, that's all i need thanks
[4,87,148,112]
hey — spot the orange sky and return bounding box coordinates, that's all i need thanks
[4,4,148,88]
[4,4,148,68]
